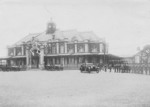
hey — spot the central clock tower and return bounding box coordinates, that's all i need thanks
[46,19,56,37]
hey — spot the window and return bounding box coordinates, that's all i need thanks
[77,44,85,53]
[47,43,52,54]
[90,43,99,53]
[69,57,74,64]
[47,43,57,54]
[59,43,65,54]
[67,44,75,54]
[16,47,22,56]
[100,44,103,53]
[8,48,14,56]
[79,57,84,63]
[52,43,56,54]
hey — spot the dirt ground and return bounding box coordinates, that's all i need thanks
[0,70,150,107]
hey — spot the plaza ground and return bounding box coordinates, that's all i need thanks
[0,70,150,107]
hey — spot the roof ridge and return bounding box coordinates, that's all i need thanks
[13,33,31,46]
[34,32,45,38]
[14,32,45,46]
[80,30,93,33]
[61,29,77,32]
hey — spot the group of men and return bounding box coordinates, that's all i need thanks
[129,63,150,75]
[99,62,150,75]
[98,63,131,73]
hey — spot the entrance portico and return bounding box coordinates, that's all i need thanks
[26,44,44,70]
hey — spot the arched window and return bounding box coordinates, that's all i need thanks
[16,47,22,56]
[90,43,99,53]
[77,44,85,53]
[100,43,104,53]
[59,42,65,54]
[8,48,14,56]
[52,43,56,54]
[67,44,75,54]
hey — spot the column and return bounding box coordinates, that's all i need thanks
[14,47,16,56]
[84,40,88,53]
[26,46,31,69]
[53,57,55,64]
[99,43,101,53]
[65,42,67,54]
[61,57,64,65]
[100,43,105,53]
[74,56,77,64]
[104,43,106,54]
[64,57,67,65]
[56,41,59,54]
[75,41,77,53]
[22,45,24,56]
[39,45,44,69]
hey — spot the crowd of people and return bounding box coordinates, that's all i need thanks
[98,63,131,73]
[98,62,150,75]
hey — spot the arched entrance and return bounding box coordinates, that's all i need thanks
[26,37,45,70]
[30,49,40,69]
[31,56,39,69]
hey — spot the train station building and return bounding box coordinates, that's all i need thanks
[6,21,112,70]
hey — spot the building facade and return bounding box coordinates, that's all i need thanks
[129,45,150,74]
[7,21,108,70]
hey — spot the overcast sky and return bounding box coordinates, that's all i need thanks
[0,0,150,57]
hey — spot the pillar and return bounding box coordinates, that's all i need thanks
[26,46,31,69]
[74,56,77,64]
[99,43,102,53]
[56,40,59,54]
[84,40,88,53]
[61,57,64,65]
[14,47,16,56]
[53,57,55,64]
[39,45,44,70]
[65,42,67,54]
[22,45,24,56]
[75,41,77,53]
[64,57,67,65]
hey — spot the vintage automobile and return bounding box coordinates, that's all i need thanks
[0,65,8,71]
[80,63,100,73]
[0,65,21,71]
[11,66,21,71]
[53,64,63,71]
[45,64,63,71]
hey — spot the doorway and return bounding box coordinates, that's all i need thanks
[31,56,39,69]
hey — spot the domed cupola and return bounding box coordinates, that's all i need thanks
[46,19,56,34]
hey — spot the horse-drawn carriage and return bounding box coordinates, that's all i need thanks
[45,64,63,71]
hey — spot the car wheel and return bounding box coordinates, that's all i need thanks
[88,69,91,73]
[96,70,99,73]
